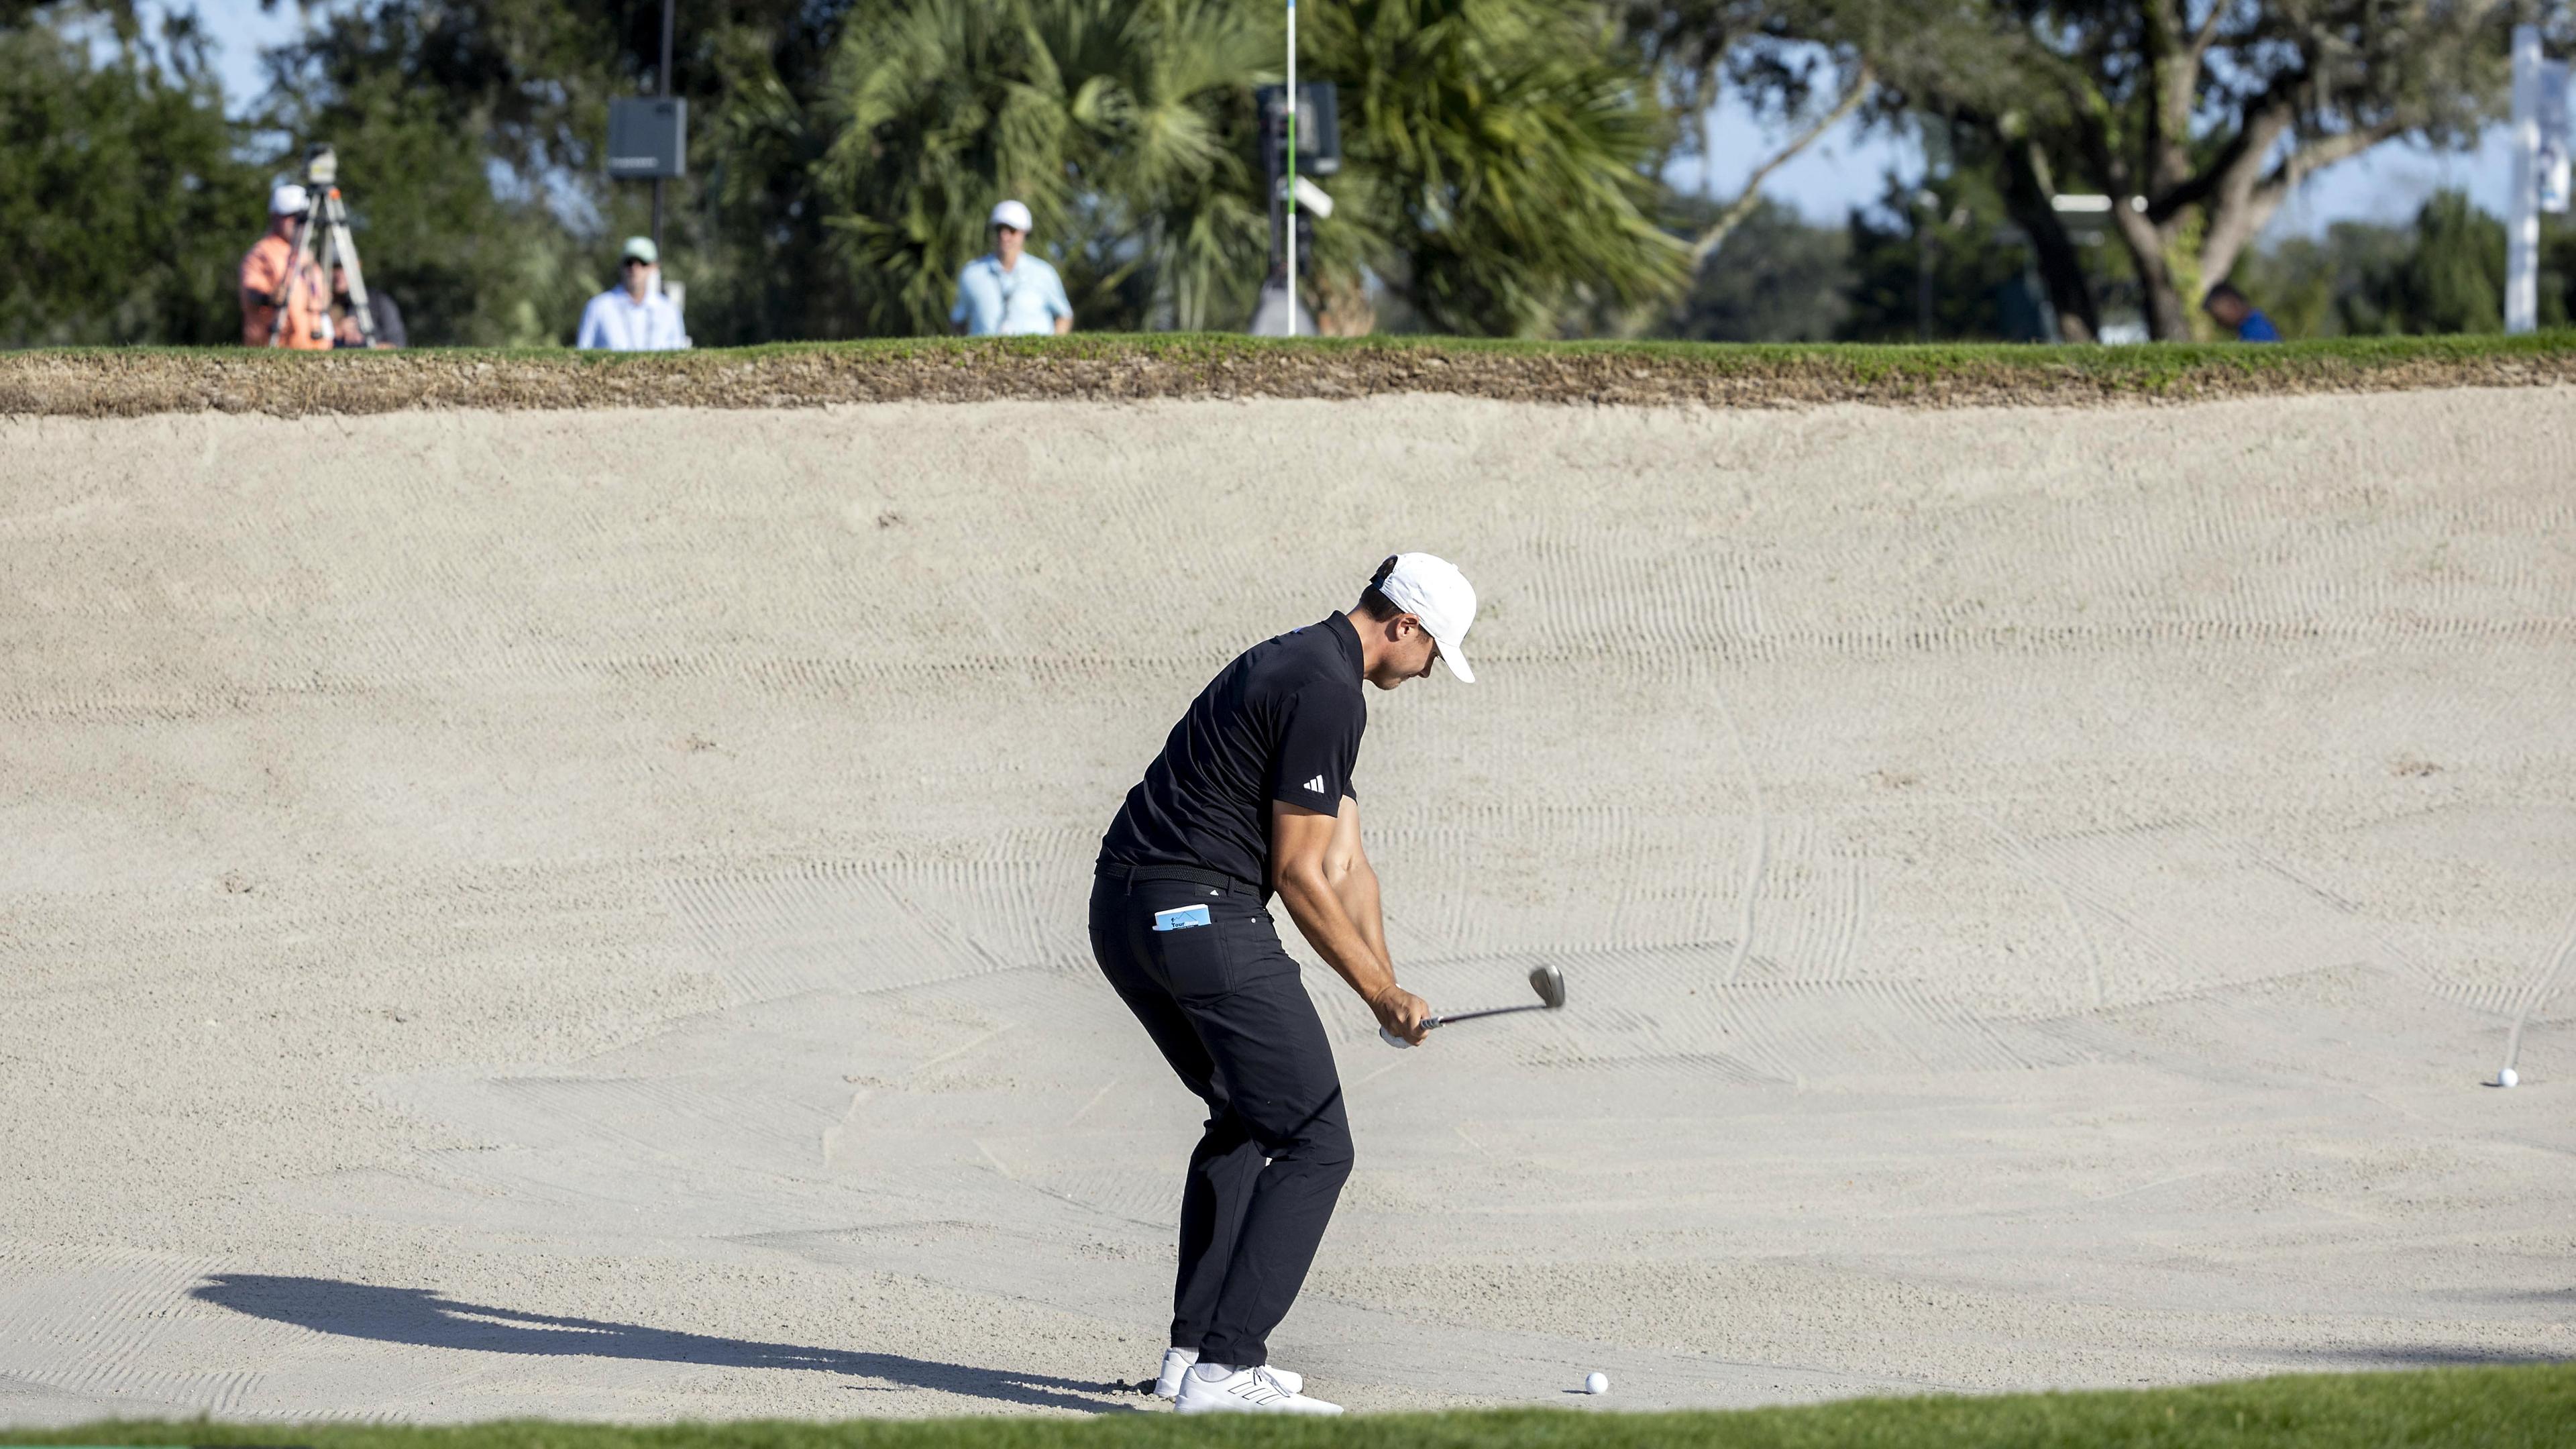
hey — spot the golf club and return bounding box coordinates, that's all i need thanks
[1380,963,1566,1048]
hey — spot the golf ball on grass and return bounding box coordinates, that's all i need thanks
[1585,1372,1609,1395]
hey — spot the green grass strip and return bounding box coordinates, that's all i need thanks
[11,1363,2573,1449]
[11,331,2576,416]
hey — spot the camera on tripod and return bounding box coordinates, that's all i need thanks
[268,141,382,348]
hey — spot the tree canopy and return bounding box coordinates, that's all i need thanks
[0,4,264,345]
[0,0,2544,343]
[1865,0,2516,339]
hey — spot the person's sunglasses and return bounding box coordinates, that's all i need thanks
[621,258,651,268]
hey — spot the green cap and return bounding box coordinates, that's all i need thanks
[621,235,658,264]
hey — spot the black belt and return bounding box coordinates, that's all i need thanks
[1096,861,1265,898]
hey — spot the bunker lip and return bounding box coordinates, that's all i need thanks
[8,334,2576,417]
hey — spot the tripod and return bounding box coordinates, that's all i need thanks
[270,147,379,349]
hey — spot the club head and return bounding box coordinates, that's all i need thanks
[1528,963,1566,1010]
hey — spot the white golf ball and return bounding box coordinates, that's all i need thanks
[1585,1371,1609,1395]
[2498,1067,2519,1088]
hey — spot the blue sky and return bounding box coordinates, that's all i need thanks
[189,0,2508,240]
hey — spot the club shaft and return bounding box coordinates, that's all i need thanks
[1429,1002,1552,1028]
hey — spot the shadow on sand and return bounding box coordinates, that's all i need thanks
[192,1274,1138,1413]
[2281,1344,2573,1369]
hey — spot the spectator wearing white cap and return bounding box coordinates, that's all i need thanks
[239,183,330,349]
[952,199,1073,336]
[577,236,691,351]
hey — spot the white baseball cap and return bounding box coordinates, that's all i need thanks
[1376,552,1479,683]
[269,183,310,216]
[990,199,1034,233]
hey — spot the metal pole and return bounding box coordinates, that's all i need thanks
[1917,211,1933,340]
[1285,0,1296,336]
[653,0,674,272]
[268,208,316,347]
[2510,23,2540,335]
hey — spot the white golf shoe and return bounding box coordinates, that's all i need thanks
[1173,1362,1340,1415]
[1154,1346,1298,1397]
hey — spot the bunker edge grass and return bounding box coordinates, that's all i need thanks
[7,331,2576,417]
[9,1362,2573,1449]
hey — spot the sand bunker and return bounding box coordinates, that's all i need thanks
[3,390,2572,1422]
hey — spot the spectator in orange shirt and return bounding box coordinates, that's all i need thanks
[240,184,329,349]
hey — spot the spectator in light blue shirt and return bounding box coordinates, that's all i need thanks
[578,237,690,351]
[952,200,1073,337]
[2202,282,2280,342]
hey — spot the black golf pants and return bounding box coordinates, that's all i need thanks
[1088,869,1354,1369]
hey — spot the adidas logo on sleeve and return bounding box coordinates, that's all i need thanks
[1303,775,1327,794]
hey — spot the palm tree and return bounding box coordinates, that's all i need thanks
[1310,0,1686,334]
[816,0,1684,336]
[818,0,1273,333]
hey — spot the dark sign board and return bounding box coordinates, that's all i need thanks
[607,98,688,179]
[1256,83,1340,176]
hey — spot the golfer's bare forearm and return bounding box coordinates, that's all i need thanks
[1275,863,1397,1004]
[1275,800,1426,1040]
[1322,796,1393,973]
[1331,859,1392,975]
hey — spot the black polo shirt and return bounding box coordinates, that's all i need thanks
[1097,614,1367,892]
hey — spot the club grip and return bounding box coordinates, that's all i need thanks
[1378,1017,1442,1049]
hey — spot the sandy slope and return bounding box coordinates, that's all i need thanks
[2,391,2571,1423]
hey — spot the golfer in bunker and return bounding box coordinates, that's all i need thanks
[1090,552,1476,1415]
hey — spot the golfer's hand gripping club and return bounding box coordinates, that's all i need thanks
[1370,983,1433,1047]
